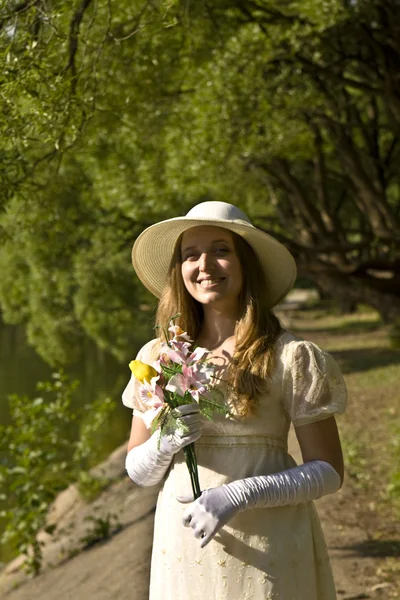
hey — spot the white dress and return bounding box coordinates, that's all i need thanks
[122,331,347,600]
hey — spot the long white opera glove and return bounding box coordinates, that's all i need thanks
[178,460,341,548]
[125,404,204,487]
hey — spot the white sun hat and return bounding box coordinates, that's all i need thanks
[131,201,297,308]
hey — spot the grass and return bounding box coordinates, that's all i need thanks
[77,472,112,503]
[79,514,121,549]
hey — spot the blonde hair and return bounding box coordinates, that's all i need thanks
[155,231,282,416]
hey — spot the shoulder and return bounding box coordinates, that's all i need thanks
[274,330,334,372]
[274,330,308,361]
[275,332,347,424]
[136,338,161,361]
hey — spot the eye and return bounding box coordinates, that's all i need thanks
[214,246,229,255]
[183,252,199,261]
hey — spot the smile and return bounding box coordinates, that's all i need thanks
[197,278,225,288]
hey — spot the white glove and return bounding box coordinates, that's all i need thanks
[125,404,204,487]
[178,460,340,548]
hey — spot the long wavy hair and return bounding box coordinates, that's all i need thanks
[155,230,282,415]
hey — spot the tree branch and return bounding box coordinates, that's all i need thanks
[65,0,95,92]
[0,0,38,31]
[268,158,330,241]
[310,124,338,235]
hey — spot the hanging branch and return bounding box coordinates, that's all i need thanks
[65,0,95,92]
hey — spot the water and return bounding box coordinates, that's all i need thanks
[0,318,139,563]
[0,319,135,433]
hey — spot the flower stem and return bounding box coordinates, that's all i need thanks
[183,443,201,500]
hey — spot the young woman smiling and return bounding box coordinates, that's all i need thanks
[122,201,347,600]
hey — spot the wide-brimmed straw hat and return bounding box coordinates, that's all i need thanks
[132,201,297,308]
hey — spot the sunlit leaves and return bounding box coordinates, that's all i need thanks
[0,0,399,363]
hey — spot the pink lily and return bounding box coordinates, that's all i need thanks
[168,325,193,342]
[138,375,165,427]
[186,346,210,365]
[161,340,210,367]
[170,339,192,357]
[162,343,187,365]
[151,358,163,373]
[166,363,213,402]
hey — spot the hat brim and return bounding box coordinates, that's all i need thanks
[132,217,297,308]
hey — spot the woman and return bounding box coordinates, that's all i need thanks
[123,201,347,600]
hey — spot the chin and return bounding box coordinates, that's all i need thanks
[196,292,235,307]
[195,294,222,305]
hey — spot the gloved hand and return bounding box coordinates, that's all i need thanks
[178,486,240,548]
[126,403,204,487]
[178,460,341,548]
[158,403,204,455]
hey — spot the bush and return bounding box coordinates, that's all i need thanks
[0,372,115,576]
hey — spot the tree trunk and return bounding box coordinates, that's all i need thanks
[299,267,400,323]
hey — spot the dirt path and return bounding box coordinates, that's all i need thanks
[288,430,393,600]
[1,431,396,600]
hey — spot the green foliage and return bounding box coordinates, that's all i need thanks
[0,371,115,575]
[0,0,399,366]
[79,513,121,549]
[0,163,154,364]
[77,472,112,503]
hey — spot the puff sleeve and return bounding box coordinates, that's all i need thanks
[281,337,347,427]
[121,338,159,419]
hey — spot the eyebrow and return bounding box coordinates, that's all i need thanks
[181,239,232,253]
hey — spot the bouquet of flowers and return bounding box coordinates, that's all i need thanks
[129,317,230,500]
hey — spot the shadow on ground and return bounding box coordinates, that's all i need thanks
[335,539,400,558]
[291,319,382,336]
[328,347,400,374]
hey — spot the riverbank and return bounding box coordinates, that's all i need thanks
[1,430,397,600]
[1,306,399,599]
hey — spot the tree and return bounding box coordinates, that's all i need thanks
[152,0,400,320]
[0,0,399,365]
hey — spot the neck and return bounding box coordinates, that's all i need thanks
[198,304,239,348]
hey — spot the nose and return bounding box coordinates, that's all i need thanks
[198,252,213,272]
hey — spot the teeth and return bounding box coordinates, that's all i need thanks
[199,279,221,287]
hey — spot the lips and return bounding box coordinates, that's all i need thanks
[197,277,225,288]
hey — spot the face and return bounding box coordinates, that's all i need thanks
[180,226,243,309]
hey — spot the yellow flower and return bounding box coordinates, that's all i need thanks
[129,360,158,384]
